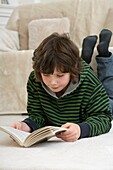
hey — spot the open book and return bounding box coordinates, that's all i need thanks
[0,125,67,147]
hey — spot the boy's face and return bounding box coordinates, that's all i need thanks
[41,68,70,93]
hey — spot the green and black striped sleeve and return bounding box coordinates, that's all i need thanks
[79,67,112,137]
[23,71,47,131]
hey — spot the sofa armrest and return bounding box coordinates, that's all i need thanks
[0,50,33,114]
[6,6,19,32]
[0,28,20,52]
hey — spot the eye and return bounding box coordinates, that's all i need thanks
[57,74,64,77]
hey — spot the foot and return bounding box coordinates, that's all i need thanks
[81,35,98,64]
[97,29,112,57]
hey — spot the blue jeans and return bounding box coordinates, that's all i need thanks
[96,54,113,115]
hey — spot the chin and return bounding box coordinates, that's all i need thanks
[51,89,60,92]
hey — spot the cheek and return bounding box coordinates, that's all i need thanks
[41,76,48,84]
[62,76,70,85]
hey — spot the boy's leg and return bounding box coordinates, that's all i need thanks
[81,35,98,64]
[96,29,113,114]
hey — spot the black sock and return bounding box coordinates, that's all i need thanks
[81,35,98,64]
[97,29,112,57]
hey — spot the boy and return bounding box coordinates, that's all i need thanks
[12,31,112,142]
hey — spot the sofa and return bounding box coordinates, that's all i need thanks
[1,0,113,114]
[0,0,113,169]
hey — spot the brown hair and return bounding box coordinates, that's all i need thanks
[32,32,82,84]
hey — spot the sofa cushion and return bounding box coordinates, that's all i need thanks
[0,28,20,51]
[28,17,70,50]
[18,0,76,50]
[104,8,113,46]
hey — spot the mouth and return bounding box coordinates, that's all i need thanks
[51,87,59,90]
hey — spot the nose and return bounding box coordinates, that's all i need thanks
[50,76,57,85]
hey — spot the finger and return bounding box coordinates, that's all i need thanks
[12,122,22,130]
[61,122,72,128]
[61,135,77,142]
[16,122,23,130]
[11,124,16,128]
[57,131,75,139]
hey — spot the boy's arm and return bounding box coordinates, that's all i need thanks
[23,71,47,132]
[79,83,112,138]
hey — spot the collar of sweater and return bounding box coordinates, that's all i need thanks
[41,80,80,99]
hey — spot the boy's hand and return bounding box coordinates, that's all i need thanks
[11,122,31,132]
[56,123,81,142]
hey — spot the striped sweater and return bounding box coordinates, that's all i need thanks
[23,61,112,138]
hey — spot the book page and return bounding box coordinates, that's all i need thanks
[50,126,67,134]
[25,126,66,142]
[0,126,30,145]
[24,126,67,147]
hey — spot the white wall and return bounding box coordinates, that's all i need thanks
[18,0,40,5]
[0,0,61,5]
[18,0,60,4]
[1,0,41,5]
